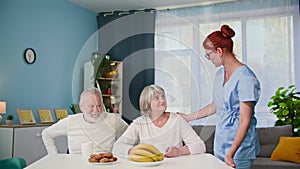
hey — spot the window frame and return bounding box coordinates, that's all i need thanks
[155,2,298,126]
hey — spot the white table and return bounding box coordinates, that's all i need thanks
[25,153,233,169]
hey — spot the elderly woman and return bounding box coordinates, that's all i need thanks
[112,85,206,158]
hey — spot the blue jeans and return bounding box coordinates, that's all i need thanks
[215,153,254,169]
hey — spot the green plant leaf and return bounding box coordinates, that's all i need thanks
[269,85,300,136]
[288,85,295,89]
[277,86,285,92]
[276,114,283,120]
[285,118,292,123]
[274,120,284,126]
[282,109,289,116]
[6,114,14,120]
[69,104,80,114]
[278,102,287,108]
[281,89,288,95]
[267,101,273,107]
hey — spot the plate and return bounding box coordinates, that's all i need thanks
[130,160,164,167]
[89,161,118,165]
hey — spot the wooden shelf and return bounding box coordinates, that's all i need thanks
[97,77,121,81]
[102,94,121,97]
[85,60,123,115]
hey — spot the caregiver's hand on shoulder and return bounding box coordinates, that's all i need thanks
[176,112,189,121]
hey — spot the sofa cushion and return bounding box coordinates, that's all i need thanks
[257,125,293,157]
[270,136,300,164]
[252,157,300,169]
[192,125,215,154]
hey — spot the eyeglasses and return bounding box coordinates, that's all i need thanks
[204,50,215,60]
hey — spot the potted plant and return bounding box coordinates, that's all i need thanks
[103,84,112,95]
[69,104,80,114]
[6,114,14,125]
[268,85,300,136]
[98,54,113,78]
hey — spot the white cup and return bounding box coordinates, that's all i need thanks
[82,142,93,158]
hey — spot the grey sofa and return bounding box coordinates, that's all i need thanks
[192,125,300,169]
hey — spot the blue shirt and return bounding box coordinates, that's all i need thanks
[213,65,261,160]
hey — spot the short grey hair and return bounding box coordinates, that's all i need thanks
[79,87,106,112]
[139,85,165,116]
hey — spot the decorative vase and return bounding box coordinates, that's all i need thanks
[6,120,13,125]
[107,88,112,95]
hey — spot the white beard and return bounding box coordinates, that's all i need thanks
[83,112,103,123]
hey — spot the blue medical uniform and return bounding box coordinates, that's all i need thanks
[213,65,261,160]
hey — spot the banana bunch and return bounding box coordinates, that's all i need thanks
[128,144,164,162]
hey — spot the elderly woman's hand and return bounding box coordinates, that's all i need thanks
[164,146,180,158]
[165,145,191,158]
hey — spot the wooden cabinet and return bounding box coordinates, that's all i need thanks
[84,61,123,115]
[0,125,67,165]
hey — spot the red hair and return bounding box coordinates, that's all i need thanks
[203,25,235,52]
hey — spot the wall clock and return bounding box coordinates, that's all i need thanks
[24,48,36,64]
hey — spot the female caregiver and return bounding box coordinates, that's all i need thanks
[180,25,261,169]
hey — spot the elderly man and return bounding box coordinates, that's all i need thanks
[42,87,128,154]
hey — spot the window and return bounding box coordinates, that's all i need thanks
[155,0,299,127]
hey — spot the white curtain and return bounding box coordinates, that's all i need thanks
[154,0,299,126]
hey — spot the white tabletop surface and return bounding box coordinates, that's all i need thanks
[25,153,233,169]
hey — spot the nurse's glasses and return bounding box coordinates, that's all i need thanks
[204,50,215,60]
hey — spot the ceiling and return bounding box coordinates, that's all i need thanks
[68,0,234,14]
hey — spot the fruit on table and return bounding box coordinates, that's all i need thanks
[128,144,164,162]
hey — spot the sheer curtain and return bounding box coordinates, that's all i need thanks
[155,0,299,126]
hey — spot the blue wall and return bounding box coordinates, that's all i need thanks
[0,0,97,124]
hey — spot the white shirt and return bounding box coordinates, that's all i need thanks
[112,112,206,157]
[42,113,128,154]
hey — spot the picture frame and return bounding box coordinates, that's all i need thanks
[37,108,54,124]
[54,108,68,122]
[17,108,36,125]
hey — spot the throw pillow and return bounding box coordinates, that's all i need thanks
[270,136,300,164]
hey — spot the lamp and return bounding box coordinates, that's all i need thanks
[0,101,6,125]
